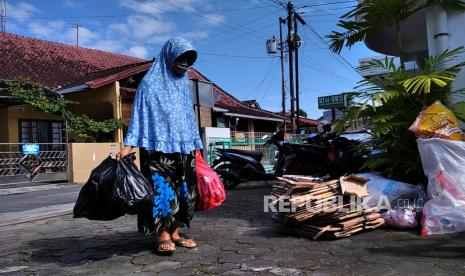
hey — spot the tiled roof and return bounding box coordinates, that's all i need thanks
[299,117,320,126]
[0,32,283,121]
[241,99,262,109]
[0,32,145,90]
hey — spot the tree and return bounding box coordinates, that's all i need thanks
[297,108,307,118]
[4,80,124,142]
[328,0,465,69]
[335,47,465,182]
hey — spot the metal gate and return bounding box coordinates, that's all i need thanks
[0,143,68,185]
[207,133,276,173]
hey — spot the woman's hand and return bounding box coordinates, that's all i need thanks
[116,146,133,160]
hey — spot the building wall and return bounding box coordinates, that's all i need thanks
[448,11,465,101]
[425,8,464,103]
[68,142,139,183]
[64,82,123,142]
[198,106,212,128]
[2,104,62,143]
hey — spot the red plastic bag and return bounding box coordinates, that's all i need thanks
[196,150,226,211]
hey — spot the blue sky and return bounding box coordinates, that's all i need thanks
[5,0,378,119]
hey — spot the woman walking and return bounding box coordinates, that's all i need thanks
[117,38,202,254]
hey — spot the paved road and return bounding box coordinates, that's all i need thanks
[0,185,81,213]
[1,183,465,275]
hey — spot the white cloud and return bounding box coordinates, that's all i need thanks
[27,20,66,38]
[5,1,39,18]
[126,45,149,58]
[201,14,226,26]
[65,27,99,45]
[119,0,200,16]
[178,31,209,43]
[84,39,123,53]
[108,15,176,43]
[62,0,78,8]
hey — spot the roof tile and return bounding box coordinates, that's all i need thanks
[0,32,144,90]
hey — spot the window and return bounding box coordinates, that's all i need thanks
[19,120,65,143]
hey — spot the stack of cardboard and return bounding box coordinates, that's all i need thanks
[272,175,385,239]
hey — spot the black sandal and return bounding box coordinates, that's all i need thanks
[156,239,176,254]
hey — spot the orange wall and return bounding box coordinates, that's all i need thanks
[69,143,140,183]
[3,105,62,143]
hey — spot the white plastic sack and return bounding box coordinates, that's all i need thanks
[356,172,425,210]
[418,138,465,235]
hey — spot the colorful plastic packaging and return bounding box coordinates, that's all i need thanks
[409,101,464,141]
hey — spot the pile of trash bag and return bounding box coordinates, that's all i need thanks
[410,101,465,235]
[73,153,153,220]
[418,138,465,235]
[356,172,426,210]
[356,172,426,230]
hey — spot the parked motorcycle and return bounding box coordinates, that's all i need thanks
[211,146,275,189]
[212,123,368,189]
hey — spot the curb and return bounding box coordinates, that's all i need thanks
[0,184,79,196]
[0,203,74,227]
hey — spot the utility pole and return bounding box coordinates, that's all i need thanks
[278,17,286,130]
[294,13,305,133]
[73,24,83,46]
[0,0,6,33]
[286,2,296,133]
[294,15,300,133]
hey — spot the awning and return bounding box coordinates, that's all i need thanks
[212,107,229,113]
[223,112,284,122]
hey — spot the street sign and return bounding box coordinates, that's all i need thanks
[318,94,348,109]
[22,144,40,155]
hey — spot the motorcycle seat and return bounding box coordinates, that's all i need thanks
[217,148,264,160]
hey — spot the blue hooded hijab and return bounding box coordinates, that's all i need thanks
[124,38,203,153]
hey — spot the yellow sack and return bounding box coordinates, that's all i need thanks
[409,101,464,141]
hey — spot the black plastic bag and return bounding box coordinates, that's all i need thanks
[113,153,153,215]
[73,156,125,220]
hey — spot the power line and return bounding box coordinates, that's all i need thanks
[244,58,279,100]
[194,9,279,44]
[75,25,272,60]
[201,21,277,50]
[5,6,277,21]
[259,58,281,102]
[300,56,358,84]
[301,5,356,14]
[301,0,357,7]
[151,0,268,45]
[197,52,271,59]
[302,22,361,77]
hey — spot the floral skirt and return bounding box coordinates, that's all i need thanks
[137,150,197,235]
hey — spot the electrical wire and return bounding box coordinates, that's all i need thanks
[194,9,279,45]
[301,0,357,7]
[77,25,273,59]
[302,22,361,77]
[259,58,281,102]
[197,52,271,59]
[155,0,270,45]
[244,58,279,100]
[201,21,277,50]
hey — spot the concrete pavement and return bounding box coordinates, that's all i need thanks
[1,183,465,275]
[0,184,80,227]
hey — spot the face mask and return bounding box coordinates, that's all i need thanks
[173,63,190,75]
